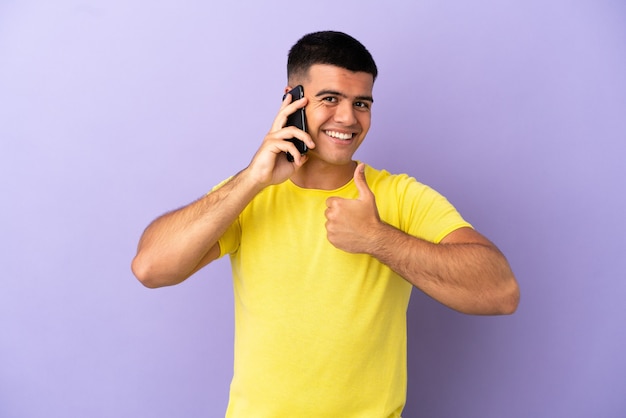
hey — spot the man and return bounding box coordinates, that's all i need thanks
[132,31,519,417]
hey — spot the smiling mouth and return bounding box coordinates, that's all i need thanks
[325,130,354,141]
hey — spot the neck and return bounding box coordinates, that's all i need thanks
[290,159,357,190]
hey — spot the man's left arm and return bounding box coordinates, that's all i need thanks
[325,163,520,315]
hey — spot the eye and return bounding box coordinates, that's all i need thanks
[322,96,338,103]
[354,101,371,110]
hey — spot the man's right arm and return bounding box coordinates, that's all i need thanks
[131,170,262,288]
[131,93,312,288]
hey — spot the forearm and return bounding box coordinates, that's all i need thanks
[131,168,263,287]
[366,223,519,315]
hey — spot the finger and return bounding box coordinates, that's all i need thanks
[325,196,343,210]
[290,149,308,166]
[278,141,305,164]
[353,162,372,199]
[282,90,294,104]
[283,127,315,151]
[261,132,299,158]
[271,97,308,132]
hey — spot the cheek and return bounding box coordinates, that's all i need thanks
[358,114,371,131]
[306,107,332,128]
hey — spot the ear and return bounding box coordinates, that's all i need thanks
[284,86,293,94]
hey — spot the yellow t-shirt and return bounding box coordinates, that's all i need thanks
[217,164,471,417]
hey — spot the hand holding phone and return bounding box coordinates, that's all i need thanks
[283,85,308,162]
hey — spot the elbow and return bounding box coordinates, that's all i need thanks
[496,277,520,315]
[131,252,189,288]
[131,254,167,289]
[468,276,520,316]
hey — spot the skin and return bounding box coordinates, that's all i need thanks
[131,64,520,315]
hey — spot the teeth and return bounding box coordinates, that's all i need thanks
[325,130,353,140]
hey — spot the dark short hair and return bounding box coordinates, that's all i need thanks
[287,31,378,82]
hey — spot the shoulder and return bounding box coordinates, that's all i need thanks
[362,163,458,218]
[363,164,432,197]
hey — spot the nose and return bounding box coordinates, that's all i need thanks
[333,101,357,126]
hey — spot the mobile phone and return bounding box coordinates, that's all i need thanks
[283,85,308,162]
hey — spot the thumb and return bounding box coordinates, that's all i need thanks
[353,162,372,199]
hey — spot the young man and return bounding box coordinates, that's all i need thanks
[132,31,519,417]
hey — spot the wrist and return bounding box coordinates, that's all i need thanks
[239,165,270,194]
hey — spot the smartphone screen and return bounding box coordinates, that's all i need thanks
[283,85,307,161]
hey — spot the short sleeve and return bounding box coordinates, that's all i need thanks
[367,168,472,244]
[400,180,472,243]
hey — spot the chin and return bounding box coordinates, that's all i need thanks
[313,155,355,167]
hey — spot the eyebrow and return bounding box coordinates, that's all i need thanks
[315,89,374,103]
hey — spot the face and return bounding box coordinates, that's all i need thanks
[290,64,374,167]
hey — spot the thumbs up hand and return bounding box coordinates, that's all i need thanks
[325,163,382,254]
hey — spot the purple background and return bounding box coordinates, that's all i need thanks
[1,1,625,417]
